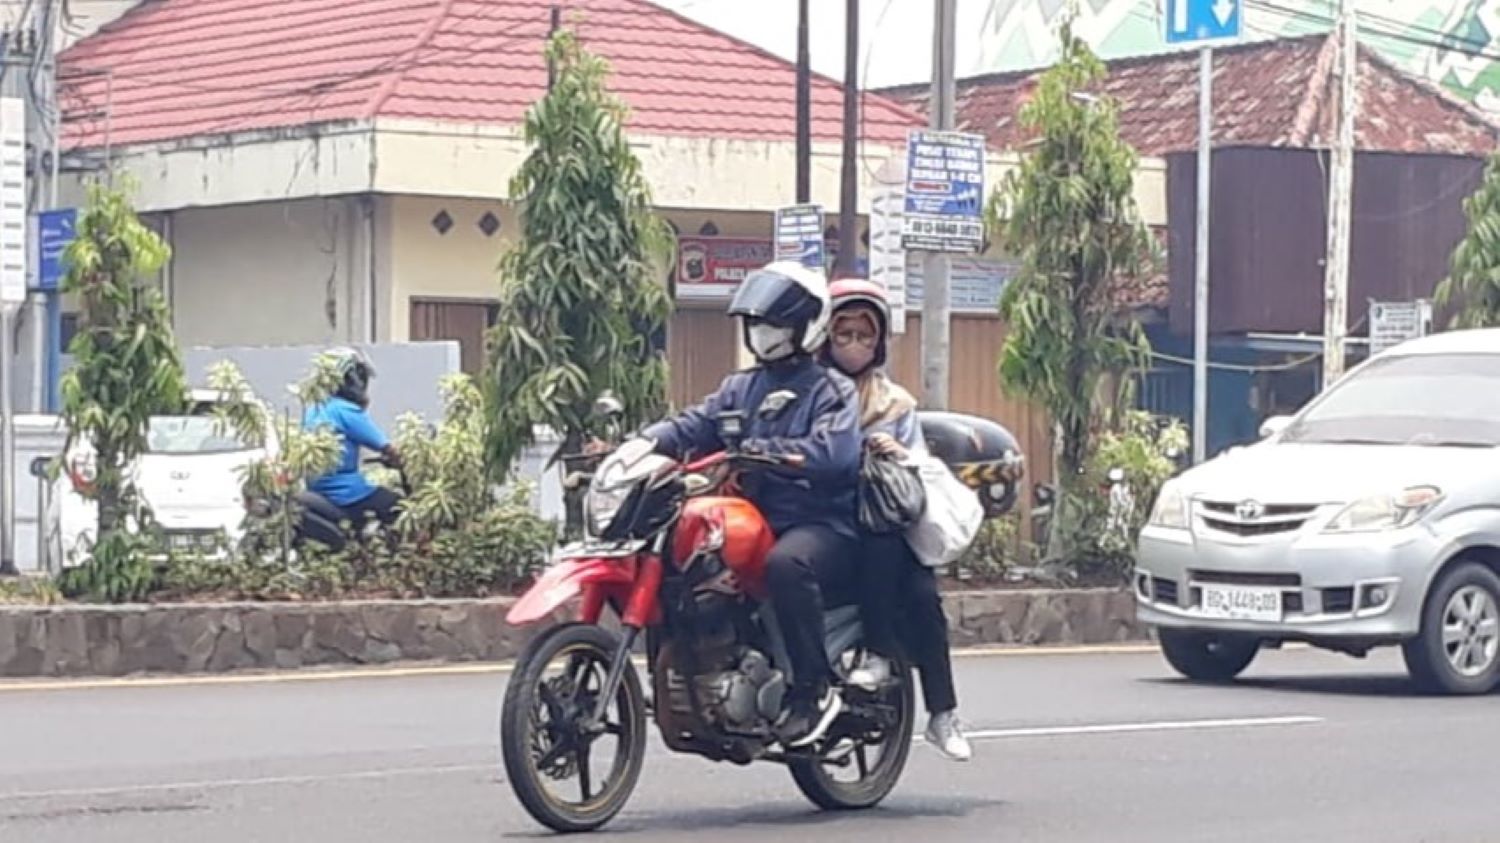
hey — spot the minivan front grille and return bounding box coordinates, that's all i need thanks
[1153,578,1179,606]
[1197,500,1319,537]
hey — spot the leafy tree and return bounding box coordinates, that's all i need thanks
[986,21,1155,564]
[483,29,674,488]
[1436,150,1500,328]
[56,178,187,601]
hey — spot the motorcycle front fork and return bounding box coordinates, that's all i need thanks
[585,625,640,729]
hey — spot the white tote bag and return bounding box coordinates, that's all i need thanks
[903,451,985,567]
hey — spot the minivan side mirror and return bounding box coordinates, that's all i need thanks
[1259,415,1293,439]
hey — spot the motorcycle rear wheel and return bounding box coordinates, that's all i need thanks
[789,656,916,811]
[500,623,647,833]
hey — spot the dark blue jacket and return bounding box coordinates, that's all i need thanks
[644,356,861,538]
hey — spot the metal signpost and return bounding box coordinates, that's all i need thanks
[1164,0,1242,464]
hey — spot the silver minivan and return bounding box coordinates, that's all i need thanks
[1136,329,1500,694]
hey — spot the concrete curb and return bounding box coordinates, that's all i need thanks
[0,589,1146,678]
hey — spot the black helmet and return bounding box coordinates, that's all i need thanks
[325,346,375,406]
[728,261,830,361]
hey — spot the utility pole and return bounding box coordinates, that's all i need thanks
[1192,45,1212,464]
[1322,0,1357,390]
[921,0,956,409]
[834,0,859,278]
[795,0,811,204]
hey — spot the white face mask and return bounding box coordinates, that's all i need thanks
[746,322,796,361]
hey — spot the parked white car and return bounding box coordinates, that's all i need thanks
[57,389,278,562]
[1137,328,1500,695]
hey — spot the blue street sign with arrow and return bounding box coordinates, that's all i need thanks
[1164,0,1242,46]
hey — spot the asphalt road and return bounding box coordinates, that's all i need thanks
[1,644,1496,843]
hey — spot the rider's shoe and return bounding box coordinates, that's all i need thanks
[924,709,973,762]
[776,686,843,748]
[847,653,894,690]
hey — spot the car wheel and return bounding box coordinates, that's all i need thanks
[1158,629,1259,682]
[1403,562,1500,695]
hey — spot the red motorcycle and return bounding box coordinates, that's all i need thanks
[500,409,915,832]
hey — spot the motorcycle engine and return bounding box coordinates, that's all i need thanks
[658,644,786,736]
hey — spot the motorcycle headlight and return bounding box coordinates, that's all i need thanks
[1324,486,1443,533]
[586,484,632,538]
[1147,483,1190,530]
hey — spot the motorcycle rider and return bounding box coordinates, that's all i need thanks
[302,347,404,539]
[822,278,973,762]
[637,261,862,748]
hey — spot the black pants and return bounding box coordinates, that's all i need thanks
[765,524,858,702]
[859,533,958,714]
[302,487,401,549]
[339,487,401,531]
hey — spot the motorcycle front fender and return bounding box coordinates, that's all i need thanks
[507,556,638,626]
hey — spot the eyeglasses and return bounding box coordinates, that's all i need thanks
[831,328,878,348]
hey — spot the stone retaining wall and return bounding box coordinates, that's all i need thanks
[0,589,1146,678]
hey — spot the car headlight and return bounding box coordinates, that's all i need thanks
[585,485,631,537]
[1147,483,1190,530]
[1323,486,1443,533]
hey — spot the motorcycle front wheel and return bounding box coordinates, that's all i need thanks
[500,623,647,833]
[789,655,916,811]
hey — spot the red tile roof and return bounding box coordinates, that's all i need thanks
[60,0,924,151]
[884,34,1499,158]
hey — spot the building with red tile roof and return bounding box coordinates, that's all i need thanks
[882,33,1498,158]
[59,0,922,152]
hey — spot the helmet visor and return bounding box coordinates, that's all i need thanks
[728,269,809,327]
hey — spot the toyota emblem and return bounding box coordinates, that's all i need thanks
[1235,500,1265,520]
[170,470,191,481]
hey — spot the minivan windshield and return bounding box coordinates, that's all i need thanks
[1282,353,1500,447]
[146,402,264,455]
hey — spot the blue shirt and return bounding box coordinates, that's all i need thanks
[302,397,390,506]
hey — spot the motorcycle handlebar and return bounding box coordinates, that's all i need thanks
[682,450,804,474]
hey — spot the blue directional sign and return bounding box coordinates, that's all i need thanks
[37,207,76,292]
[1164,0,1242,46]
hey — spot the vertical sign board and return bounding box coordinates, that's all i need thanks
[38,208,76,292]
[774,204,825,272]
[0,98,25,306]
[900,130,985,255]
[1369,300,1432,355]
[868,186,907,333]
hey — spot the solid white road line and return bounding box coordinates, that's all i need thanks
[955,715,1324,742]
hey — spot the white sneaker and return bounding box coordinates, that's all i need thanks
[847,653,894,690]
[925,710,973,762]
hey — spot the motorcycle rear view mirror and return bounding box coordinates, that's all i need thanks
[593,392,625,420]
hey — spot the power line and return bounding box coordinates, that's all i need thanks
[1245,0,1500,64]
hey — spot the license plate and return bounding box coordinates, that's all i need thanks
[1199,585,1282,622]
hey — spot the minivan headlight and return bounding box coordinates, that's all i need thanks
[1147,483,1190,530]
[1323,486,1443,533]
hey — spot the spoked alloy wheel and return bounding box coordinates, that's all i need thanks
[1404,563,1500,695]
[789,654,916,810]
[500,624,647,833]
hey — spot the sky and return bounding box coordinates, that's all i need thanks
[653,0,1500,110]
